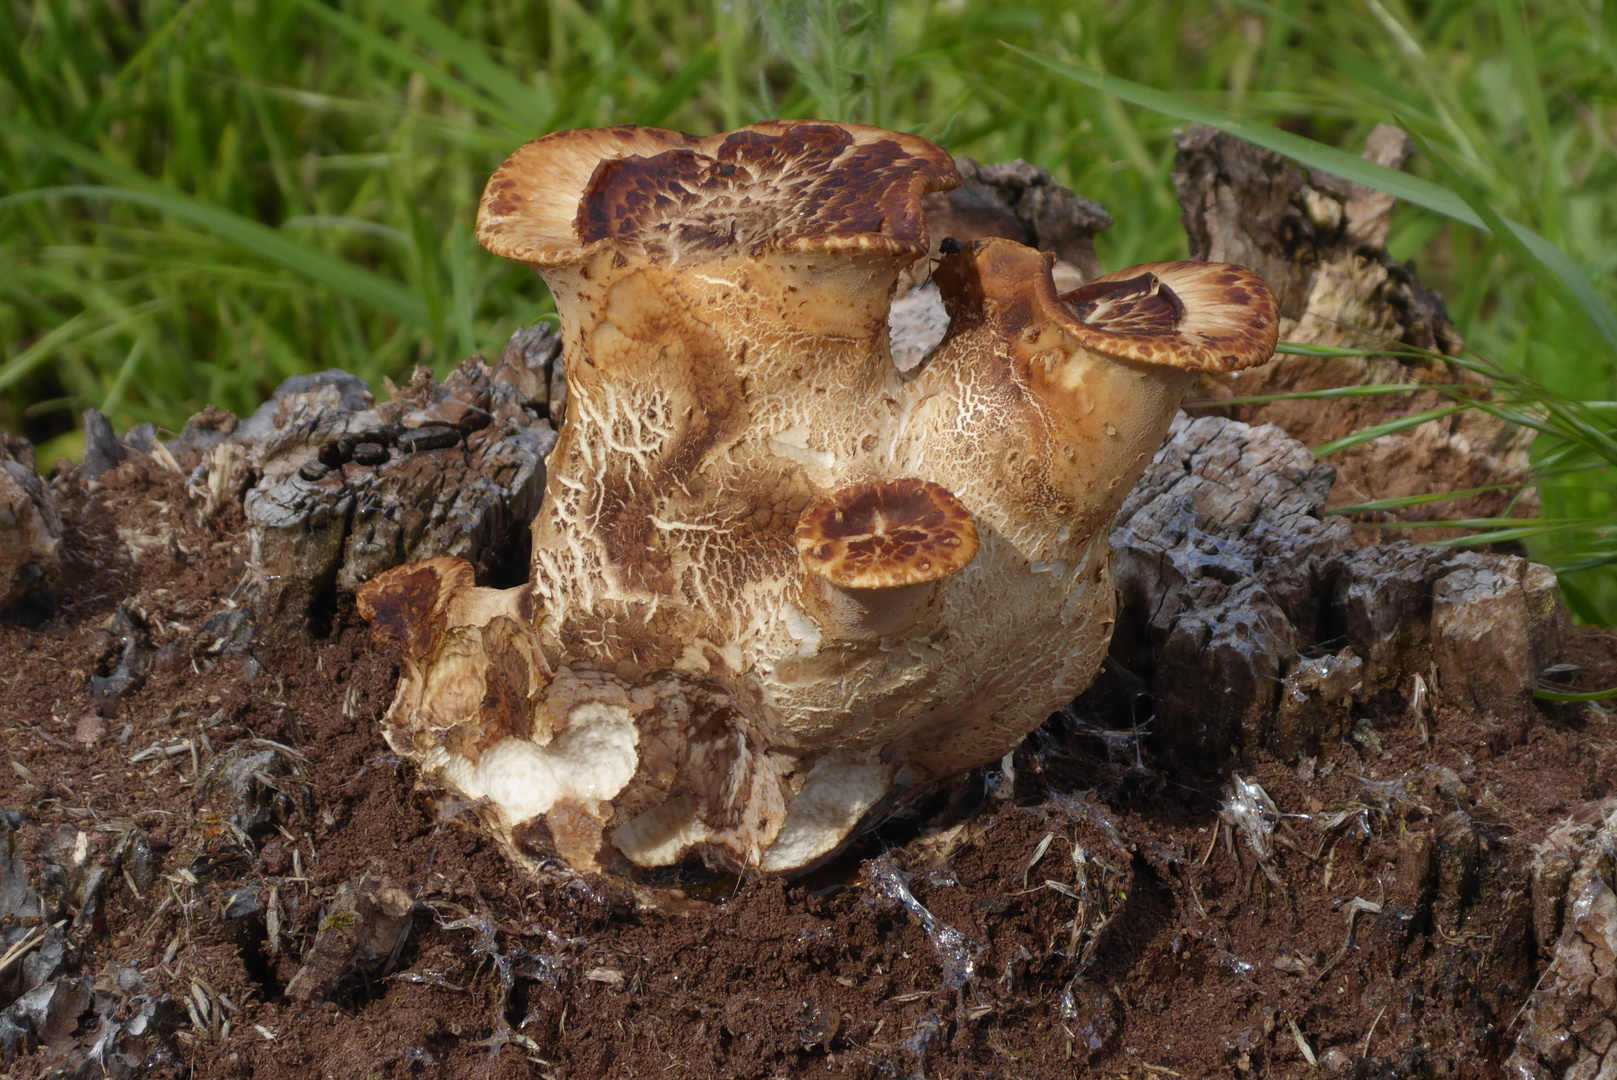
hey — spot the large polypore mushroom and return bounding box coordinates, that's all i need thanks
[358,121,1279,876]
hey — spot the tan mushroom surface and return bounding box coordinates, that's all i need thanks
[357,120,1280,877]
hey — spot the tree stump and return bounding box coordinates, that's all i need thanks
[226,346,558,635]
[1173,123,1534,526]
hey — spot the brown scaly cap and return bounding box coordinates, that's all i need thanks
[1058,261,1279,372]
[936,239,1279,373]
[796,479,979,590]
[476,121,960,269]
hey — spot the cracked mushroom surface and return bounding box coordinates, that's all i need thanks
[357,120,1280,877]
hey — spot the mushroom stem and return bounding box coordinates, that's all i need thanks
[544,250,903,398]
[792,477,980,646]
[524,249,910,644]
[798,575,946,644]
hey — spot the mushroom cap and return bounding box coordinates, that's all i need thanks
[795,479,979,590]
[1055,260,1279,372]
[476,121,960,269]
[935,240,1279,374]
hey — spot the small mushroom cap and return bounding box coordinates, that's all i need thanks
[935,241,1279,374]
[476,121,960,269]
[796,479,979,590]
[1056,260,1279,372]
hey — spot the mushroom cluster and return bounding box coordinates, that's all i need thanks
[358,121,1279,876]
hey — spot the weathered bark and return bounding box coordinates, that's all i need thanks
[1106,413,1564,765]
[1173,123,1534,525]
[1108,416,1344,760]
[215,344,559,635]
[1510,800,1617,1080]
[283,872,413,1003]
[0,435,61,612]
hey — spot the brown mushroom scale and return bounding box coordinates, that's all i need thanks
[358,121,1280,879]
[796,479,978,590]
[1061,272,1185,336]
[575,125,924,259]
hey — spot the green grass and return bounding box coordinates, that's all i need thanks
[2,0,1615,617]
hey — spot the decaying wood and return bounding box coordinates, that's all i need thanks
[1173,123,1534,524]
[0,435,61,612]
[283,872,413,1003]
[1511,800,1617,1080]
[1106,414,1563,766]
[917,155,1112,285]
[223,347,558,633]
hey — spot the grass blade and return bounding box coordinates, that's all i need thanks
[287,0,528,135]
[380,3,552,128]
[1004,45,1617,352]
[635,43,719,127]
[0,174,425,324]
[1399,123,1610,370]
[1183,382,1455,408]
[101,331,150,417]
[1328,484,1524,515]
[0,2,46,124]
[0,302,166,394]
[1535,684,1617,704]
[1311,405,1468,458]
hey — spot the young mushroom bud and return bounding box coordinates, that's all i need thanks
[795,478,979,642]
[797,479,978,589]
[359,121,1280,880]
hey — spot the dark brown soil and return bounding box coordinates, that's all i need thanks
[3,455,1615,1080]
